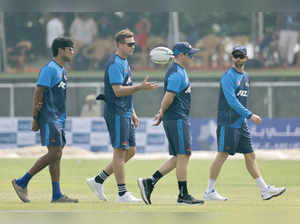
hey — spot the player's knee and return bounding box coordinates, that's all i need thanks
[246,152,256,161]
[218,152,229,161]
[48,149,62,162]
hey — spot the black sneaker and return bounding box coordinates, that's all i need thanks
[177,194,205,206]
[137,177,154,205]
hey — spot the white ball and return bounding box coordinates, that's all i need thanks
[149,47,174,64]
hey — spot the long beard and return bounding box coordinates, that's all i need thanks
[235,61,245,69]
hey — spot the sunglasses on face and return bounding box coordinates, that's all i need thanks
[64,47,74,52]
[233,53,246,59]
[124,42,136,47]
[185,53,193,59]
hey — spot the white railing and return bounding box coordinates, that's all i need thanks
[1,81,300,118]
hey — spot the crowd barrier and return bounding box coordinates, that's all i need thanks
[1,118,300,152]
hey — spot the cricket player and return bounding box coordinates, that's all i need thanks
[203,46,286,201]
[12,37,78,203]
[138,42,204,205]
[86,28,158,203]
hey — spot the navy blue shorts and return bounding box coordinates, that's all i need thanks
[163,119,192,156]
[105,113,136,150]
[217,125,253,155]
[39,122,66,147]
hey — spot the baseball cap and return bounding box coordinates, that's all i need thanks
[232,45,247,56]
[172,42,200,56]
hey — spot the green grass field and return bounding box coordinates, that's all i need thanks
[0,158,299,224]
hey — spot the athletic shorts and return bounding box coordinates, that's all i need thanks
[104,113,136,150]
[163,119,192,156]
[217,125,253,155]
[39,122,66,147]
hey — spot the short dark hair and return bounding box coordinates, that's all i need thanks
[114,28,134,44]
[51,37,74,57]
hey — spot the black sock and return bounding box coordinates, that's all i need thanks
[118,184,127,196]
[95,170,109,184]
[150,170,163,186]
[178,181,188,197]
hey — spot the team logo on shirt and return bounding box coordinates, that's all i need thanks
[185,85,191,93]
[237,90,248,97]
[126,76,132,84]
[58,81,66,89]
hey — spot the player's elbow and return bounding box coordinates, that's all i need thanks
[114,91,121,97]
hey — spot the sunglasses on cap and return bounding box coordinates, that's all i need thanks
[233,52,246,59]
[124,42,136,47]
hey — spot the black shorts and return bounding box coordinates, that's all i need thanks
[39,122,66,147]
[104,113,136,150]
[163,119,192,156]
[217,125,253,155]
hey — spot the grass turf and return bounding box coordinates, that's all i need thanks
[0,158,299,224]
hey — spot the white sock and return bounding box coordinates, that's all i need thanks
[255,176,268,192]
[206,179,216,193]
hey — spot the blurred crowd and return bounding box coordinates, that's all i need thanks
[4,12,300,72]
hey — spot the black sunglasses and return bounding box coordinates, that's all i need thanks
[233,53,246,59]
[184,53,193,58]
[125,42,136,47]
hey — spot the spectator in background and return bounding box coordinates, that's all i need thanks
[277,13,300,67]
[135,17,151,67]
[97,15,113,38]
[80,94,101,117]
[46,13,65,53]
[70,14,98,47]
[7,40,32,72]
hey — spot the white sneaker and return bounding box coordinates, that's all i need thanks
[86,177,108,201]
[115,192,142,203]
[204,190,228,201]
[261,185,286,200]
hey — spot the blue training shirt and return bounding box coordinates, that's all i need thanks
[163,63,191,120]
[37,60,67,126]
[217,67,252,128]
[104,54,133,118]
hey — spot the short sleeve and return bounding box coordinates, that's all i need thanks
[167,73,181,93]
[108,63,124,85]
[37,67,56,88]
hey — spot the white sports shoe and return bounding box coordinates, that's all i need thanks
[115,192,142,203]
[204,190,228,201]
[261,185,286,200]
[86,177,108,201]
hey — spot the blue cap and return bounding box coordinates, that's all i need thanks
[232,45,247,55]
[172,41,200,56]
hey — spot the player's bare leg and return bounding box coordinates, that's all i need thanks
[176,155,189,181]
[158,156,177,175]
[244,152,261,179]
[113,148,141,203]
[244,152,286,200]
[204,152,228,201]
[112,148,127,185]
[28,146,63,176]
[48,146,63,182]
[209,152,229,180]
[102,146,136,175]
